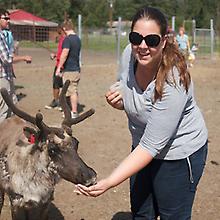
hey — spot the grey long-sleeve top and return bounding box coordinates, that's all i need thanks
[119,44,208,160]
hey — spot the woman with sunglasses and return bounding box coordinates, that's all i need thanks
[76,6,208,220]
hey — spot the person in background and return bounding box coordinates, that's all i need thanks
[45,24,66,110]
[55,19,81,118]
[0,8,14,122]
[3,10,32,64]
[176,26,190,59]
[76,6,208,220]
[3,9,32,104]
[0,8,32,123]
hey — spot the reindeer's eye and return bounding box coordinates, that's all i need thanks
[48,143,61,157]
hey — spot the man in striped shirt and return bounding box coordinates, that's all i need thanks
[0,8,14,123]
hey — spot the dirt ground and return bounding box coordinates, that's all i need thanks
[1,47,220,220]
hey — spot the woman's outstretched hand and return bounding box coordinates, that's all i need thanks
[75,178,112,197]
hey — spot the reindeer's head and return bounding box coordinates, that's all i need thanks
[0,81,97,187]
[47,135,96,186]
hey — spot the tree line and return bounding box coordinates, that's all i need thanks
[1,0,219,32]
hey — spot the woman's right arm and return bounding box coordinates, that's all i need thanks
[106,44,132,110]
[76,145,153,197]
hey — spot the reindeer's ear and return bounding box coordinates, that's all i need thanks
[23,127,37,143]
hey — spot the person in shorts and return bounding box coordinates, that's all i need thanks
[55,20,81,118]
[45,24,66,110]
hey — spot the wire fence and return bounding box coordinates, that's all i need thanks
[11,17,220,61]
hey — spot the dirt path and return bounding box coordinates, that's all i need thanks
[1,48,219,220]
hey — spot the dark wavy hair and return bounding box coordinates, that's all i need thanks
[131,6,191,101]
[0,8,9,17]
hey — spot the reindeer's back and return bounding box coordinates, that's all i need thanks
[0,116,25,150]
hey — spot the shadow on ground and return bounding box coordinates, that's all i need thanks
[77,103,85,113]
[112,211,132,220]
[48,202,64,220]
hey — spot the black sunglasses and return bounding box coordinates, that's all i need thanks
[1,17,10,21]
[129,32,161,48]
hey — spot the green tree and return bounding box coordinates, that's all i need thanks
[0,0,219,31]
[80,0,109,28]
[114,0,137,20]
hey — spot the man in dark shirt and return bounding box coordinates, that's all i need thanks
[56,20,81,118]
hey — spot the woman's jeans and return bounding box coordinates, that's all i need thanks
[130,142,208,220]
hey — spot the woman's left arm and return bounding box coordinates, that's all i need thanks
[76,145,153,197]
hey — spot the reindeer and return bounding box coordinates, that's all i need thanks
[0,80,97,220]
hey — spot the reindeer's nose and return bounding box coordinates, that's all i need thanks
[85,172,97,187]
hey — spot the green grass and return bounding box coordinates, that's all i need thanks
[19,40,58,51]
[82,34,129,52]
[19,34,129,52]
